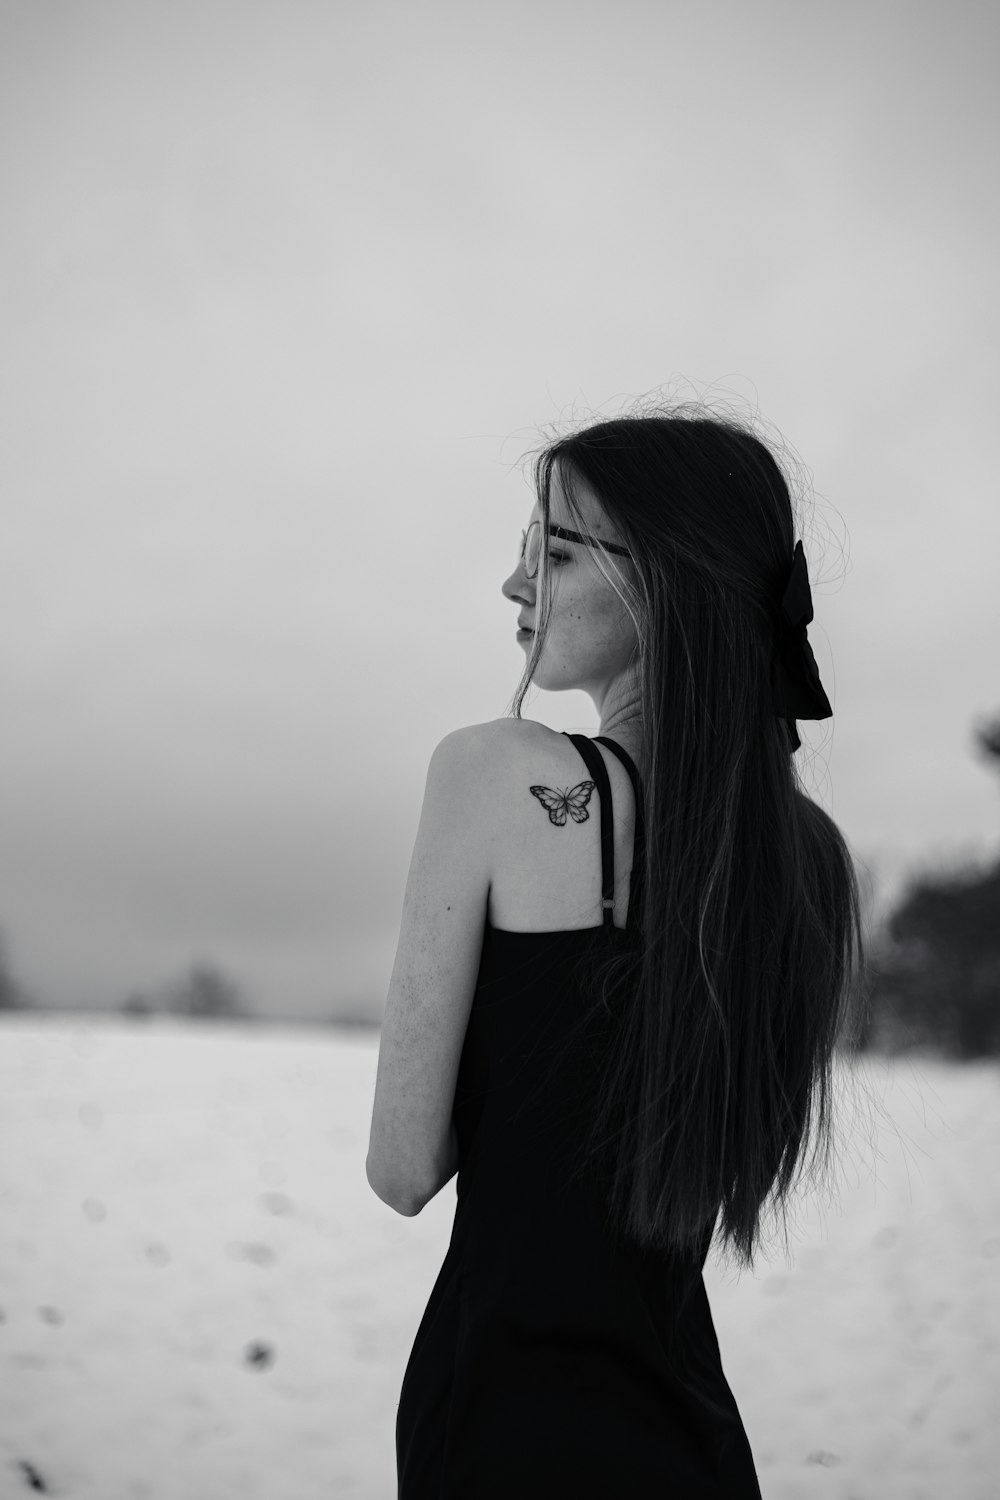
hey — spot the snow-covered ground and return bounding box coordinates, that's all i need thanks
[0,1014,996,1500]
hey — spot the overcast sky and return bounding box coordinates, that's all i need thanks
[1,0,998,1021]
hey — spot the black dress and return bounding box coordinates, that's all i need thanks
[396,732,763,1498]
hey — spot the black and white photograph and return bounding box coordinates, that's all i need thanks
[1,2,998,1496]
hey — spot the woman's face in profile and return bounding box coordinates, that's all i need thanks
[500,465,637,697]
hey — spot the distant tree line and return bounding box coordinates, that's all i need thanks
[0,939,249,1023]
[121,961,250,1021]
[845,708,1000,1060]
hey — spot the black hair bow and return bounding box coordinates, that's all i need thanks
[770,541,833,752]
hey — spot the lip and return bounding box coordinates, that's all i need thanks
[516,620,535,632]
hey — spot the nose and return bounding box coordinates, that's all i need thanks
[501,562,532,604]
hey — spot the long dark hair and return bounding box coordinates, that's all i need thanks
[506,400,872,1273]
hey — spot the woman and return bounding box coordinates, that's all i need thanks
[368,403,869,1497]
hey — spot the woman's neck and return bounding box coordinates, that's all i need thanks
[597,722,645,780]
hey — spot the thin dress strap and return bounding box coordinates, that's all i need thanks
[592,736,643,818]
[594,736,645,936]
[561,732,618,928]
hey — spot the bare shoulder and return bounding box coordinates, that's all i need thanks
[438,716,558,753]
[440,717,566,771]
[429,719,573,811]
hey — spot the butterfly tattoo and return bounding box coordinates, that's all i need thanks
[529,780,596,826]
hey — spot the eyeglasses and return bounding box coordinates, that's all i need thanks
[518,521,633,580]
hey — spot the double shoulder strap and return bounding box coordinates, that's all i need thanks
[562,732,645,930]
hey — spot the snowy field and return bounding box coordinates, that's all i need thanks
[0,1014,997,1500]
